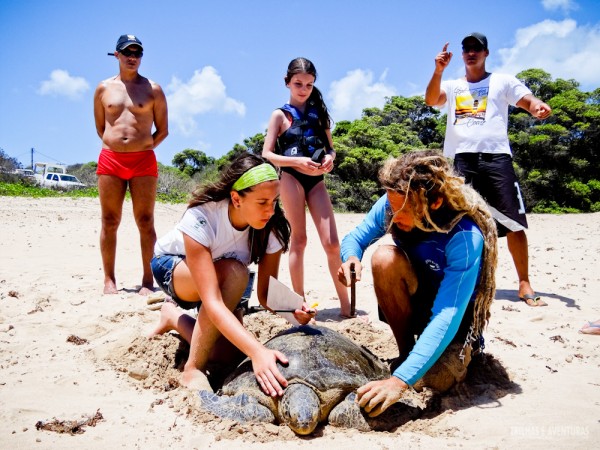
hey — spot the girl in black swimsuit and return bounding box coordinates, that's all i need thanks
[262,57,351,317]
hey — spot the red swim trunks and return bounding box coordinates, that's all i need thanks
[96,149,158,180]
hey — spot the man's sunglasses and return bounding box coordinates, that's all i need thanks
[120,48,143,58]
[462,45,484,53]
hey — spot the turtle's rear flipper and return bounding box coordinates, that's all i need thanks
[198,390,275,423]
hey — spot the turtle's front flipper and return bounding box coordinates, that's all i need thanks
[328,392,370,431]
[198,390,275,423]
[330,391,423,431]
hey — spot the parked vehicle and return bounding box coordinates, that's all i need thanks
[13,169,35,178]
[33,162,86,189]
[40,172,86,189]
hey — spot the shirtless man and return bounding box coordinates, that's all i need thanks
[93,34,168,295]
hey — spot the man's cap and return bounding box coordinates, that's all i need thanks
[461,32,488,50]
[115,34,143,52]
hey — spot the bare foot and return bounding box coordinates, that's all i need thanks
[340,313,371,323]
[103,279,118,295]
[138,284,154,296]
[147,301,178,337]
[181,368,213,392]
[339,298,351,318]
[579,320,600,335]
[340,308,352,318]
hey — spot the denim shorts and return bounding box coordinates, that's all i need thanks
[151,254,255,312]
[151,254,199,310]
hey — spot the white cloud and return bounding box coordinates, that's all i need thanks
[328,69,397,121]
[492,19,600,89]
[541,0,577,13]
[38,69,90,100]
[166,66,245,135]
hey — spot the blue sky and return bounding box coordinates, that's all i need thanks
[1,0,600,168]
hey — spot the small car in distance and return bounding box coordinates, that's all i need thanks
[41,173,86,189]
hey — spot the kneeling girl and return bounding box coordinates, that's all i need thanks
[150,153,313,396]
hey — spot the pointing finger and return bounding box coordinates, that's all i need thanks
[442,42,449,52]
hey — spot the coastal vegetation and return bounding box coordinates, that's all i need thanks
[1,69,598,213]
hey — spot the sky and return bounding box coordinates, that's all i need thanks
[1,0,600,168]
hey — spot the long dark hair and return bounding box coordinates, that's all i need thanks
[285,57,332,130]
[188,153,290,263]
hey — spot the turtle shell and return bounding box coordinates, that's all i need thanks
[221,325,389,399]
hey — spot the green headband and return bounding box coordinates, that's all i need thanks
[232,163,279,191]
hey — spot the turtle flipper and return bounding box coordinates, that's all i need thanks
[328,392,370,431]
[330,391,424,431]
[198,390,275,423]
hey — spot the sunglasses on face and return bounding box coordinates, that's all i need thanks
[462,45,484,53]
[120,48,143,58]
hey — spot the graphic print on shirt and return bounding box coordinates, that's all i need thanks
[453,85,489,125]
[192,218,207,231]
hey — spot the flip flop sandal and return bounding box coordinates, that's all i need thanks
[519,294,547,307]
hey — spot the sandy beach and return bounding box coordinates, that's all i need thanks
[0,196,598,449]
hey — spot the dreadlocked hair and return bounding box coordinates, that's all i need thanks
[188,153,290,263]
[379,149,498,337]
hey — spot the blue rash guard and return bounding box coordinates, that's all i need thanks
[340,194,484,386]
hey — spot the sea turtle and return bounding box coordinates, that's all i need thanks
[198,325,411,435]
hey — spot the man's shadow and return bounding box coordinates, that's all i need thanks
[494,289,579,309]
[421,352,521,417]
[367,352,521,431]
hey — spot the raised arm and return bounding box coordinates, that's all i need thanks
[424,42,452,107]
[516,94,552,119]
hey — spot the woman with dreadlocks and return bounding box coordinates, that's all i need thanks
[338,149,497,417]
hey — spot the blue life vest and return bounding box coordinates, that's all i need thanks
[275,104,328,158]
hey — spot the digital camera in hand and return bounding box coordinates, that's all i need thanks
[311,148,325,163]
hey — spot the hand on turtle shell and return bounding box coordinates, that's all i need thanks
[252,348,289,397]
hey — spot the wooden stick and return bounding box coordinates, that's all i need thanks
[350,262,356,317]
[249,306,303,313]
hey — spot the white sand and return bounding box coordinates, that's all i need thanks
[0,197,598,449]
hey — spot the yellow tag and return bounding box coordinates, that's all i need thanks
[310,302,319,309]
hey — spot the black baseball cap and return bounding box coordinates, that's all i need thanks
[115,34,143,51]
[462,32,488,50]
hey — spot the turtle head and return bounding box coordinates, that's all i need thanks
[279,383,320,435]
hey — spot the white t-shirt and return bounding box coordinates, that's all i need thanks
[440,73,531,157]
[154,199,283,265]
